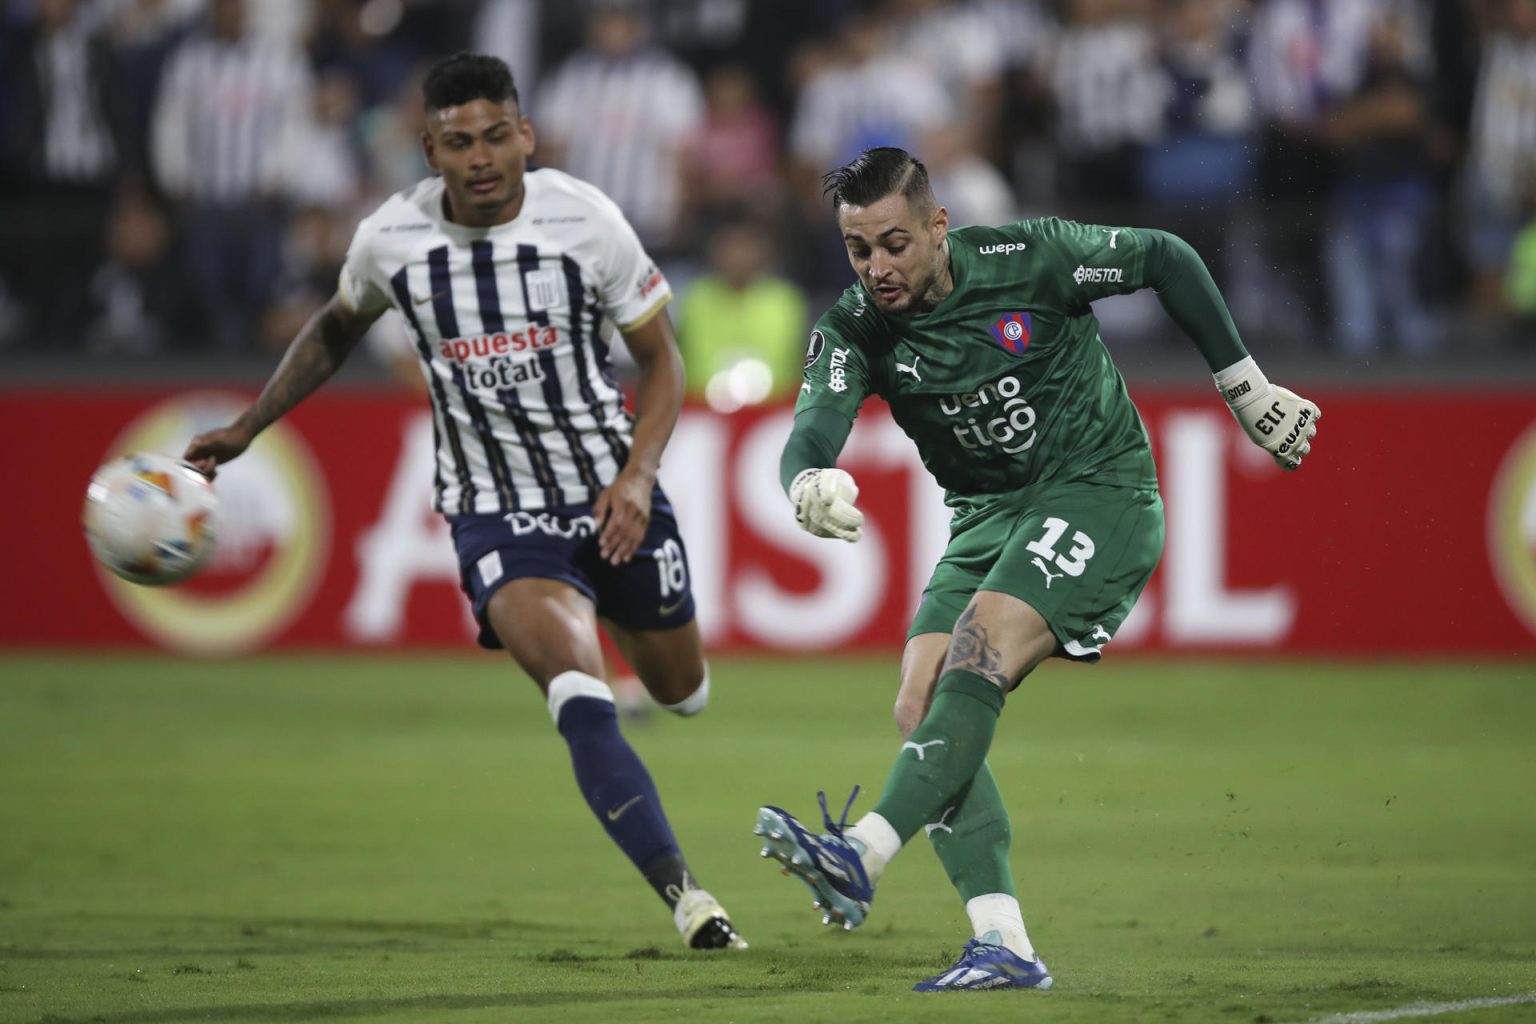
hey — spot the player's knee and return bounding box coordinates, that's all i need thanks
[893,696,925,739]
[545,670,615,729]
[658,665,710,717]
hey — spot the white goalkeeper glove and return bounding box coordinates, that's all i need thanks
[789,467,864,542]
[1214,356,1321,471]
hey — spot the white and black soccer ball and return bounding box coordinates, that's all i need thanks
[83,452,219,586]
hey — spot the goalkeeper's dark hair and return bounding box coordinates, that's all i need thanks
[822,147,935,214]
[423,52,519,113]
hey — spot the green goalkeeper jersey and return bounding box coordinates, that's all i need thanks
[796,218,1160,502]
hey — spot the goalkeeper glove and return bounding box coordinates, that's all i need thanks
[1214,357,1321,471]
[789,467,864,542]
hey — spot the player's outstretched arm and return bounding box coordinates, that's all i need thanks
[1140,230,1321,471]
[781,408,862,542]
[184,294,379,477]
[599,310,685,564]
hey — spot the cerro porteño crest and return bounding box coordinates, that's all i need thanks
[989,312,1032,355]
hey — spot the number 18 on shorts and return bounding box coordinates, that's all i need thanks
[449,485,697,649]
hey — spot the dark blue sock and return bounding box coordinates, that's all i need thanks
[556,695,681,884]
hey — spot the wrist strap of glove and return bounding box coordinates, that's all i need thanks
[1213,355,1274,413]
[789,468,818,502]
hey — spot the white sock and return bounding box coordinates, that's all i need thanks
[844,812,902,885]
[659,670,710,716]
[967,893,1035,959]
[546,671,613,723]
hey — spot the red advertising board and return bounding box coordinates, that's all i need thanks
[6,385,1536,657]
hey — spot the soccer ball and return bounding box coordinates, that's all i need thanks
[83,452,219,586]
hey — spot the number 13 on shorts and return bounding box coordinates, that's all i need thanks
[985,485,1164,660]
[907,483,1162,659]
[1024,516,1095,587]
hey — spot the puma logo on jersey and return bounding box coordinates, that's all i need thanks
[1108,229,1121,249]
[895,354,922,382]
[1032,556,1064,588]
[901,739,946,760]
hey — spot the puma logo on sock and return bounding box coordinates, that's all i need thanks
[924,805,957,836]
[901,739,946,760]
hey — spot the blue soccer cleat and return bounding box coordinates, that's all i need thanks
[753,788,873,930]
[912,938,1054,992]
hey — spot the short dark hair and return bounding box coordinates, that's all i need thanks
[422,52,519,113]
[821,147,935,213]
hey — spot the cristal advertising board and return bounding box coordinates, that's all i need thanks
[6,386,1536,657]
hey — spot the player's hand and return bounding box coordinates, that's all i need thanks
[182,422,256,481]
[595,468,653,565]
[789,468,864,542]
[1228,384,1321,472]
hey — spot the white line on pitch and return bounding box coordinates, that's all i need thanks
[1303,992,1536,1024]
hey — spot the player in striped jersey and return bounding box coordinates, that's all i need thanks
[184,53,745,950]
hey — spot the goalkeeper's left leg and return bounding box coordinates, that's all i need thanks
[928,765,1038,960]
[886,634,1039,960]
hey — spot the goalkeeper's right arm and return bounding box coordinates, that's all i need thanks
[1140,230,1321,471]
[780,407,863,542]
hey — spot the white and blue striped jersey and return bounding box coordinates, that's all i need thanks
[338,168,670,515]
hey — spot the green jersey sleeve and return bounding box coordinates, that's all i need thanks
[1027,217,1150,306]
[1021,218,1249,370]
[794,291,880,420]
[1139,228,1249,371]
[779,406,855,495]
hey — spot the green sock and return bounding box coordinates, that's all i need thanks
[926,761,1016,902]
[870,669,1004,842]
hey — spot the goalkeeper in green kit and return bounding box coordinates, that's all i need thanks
[753,148,1320,992]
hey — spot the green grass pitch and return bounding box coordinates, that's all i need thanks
[1,654,1534,1024]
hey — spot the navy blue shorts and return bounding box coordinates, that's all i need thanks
[448,486,696,650]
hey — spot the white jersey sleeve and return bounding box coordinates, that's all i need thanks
[588,194,672,330]
[337,214,395,318]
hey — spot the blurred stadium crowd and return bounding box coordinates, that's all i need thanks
[1,0,1534,388]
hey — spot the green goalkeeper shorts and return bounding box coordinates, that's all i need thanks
[908,479,1164,662]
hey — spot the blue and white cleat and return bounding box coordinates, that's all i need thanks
[913,938,1054,992]
[753,788,873,930]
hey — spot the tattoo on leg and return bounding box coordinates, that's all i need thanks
[943,606,1011,689]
